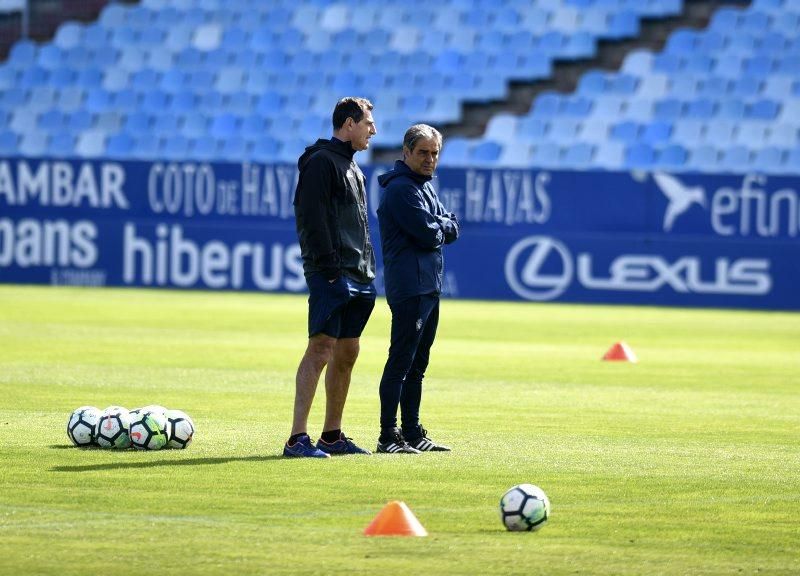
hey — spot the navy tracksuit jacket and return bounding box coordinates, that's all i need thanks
[376,160,459,432]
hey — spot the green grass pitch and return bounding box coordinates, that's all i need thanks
[1,284,798,575]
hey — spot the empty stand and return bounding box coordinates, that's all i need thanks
[0,0,796,174]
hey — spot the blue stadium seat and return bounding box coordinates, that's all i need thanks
[671,121,704,147]
[75,130,106,157]
[747,99,780,120]
[562,143,595,169]
[641,121,672,144]
[54,22,83,49]
[471,140,502,165]
[653,99,683,121]
[548,118,581,143]
[191,137,219,160]
[684,99,716,120]
[719,146,751,172]
[46,132,75,157]
[766,124,798,148]
[0,130,18,155]
[752,146,784,172]
[704,120,737,144]
[530,142,561,168]
[159,135,189,160]
[105,132,135,157]
[210,113,240,138]
[610,121,640,144]
[735,123,770,146]
[28,88,58,112]
[516,117,549,143]
[658,144,688,168]
[593,141,625,169]
[624,143,656,168]
[578,119,610,143]
[716,99,746,120]
[688,145,720,172]
[786,147,800,170]
[219,136,252,162]
[278,138,307,163]
[623,99,654,122]
[498,143,533,168]
[254,92,282,116]
[439,137,471,166]
[181,114,208,138]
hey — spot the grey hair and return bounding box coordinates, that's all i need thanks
[403,124,443,152]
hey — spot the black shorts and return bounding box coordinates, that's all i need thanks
[306,273,376,339]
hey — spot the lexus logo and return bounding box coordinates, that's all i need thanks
[504,236,573,301]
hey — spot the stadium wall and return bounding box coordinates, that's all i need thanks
[1,156,798,310]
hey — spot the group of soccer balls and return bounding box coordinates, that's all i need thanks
[499,483,550,532]
[67,405,195,450]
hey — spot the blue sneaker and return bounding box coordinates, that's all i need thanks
[283,434,330,458]
[316,433,371,455]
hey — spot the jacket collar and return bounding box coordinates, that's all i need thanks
[394,160,432,184]
[330,136,357,160]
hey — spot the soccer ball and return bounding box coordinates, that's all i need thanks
[129,404,167,420]
[96,406,132,449]
[165,409,195,449]
[66,406,101,447]
[499,484,550,532]
[137,404,168,415]
[129,410,169,450]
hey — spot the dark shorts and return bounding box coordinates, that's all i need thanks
[306,273,377,339]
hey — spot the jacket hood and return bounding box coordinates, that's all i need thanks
[378,160,432,187]
[297,138,356,170]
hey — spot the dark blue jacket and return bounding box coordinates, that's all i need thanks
[294,138,375,284]
[377,160,459,306]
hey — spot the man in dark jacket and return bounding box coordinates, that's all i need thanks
[375,124,459,454]
[284,97,377,458]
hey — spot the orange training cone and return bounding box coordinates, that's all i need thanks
[602,341,638,363]
[363,501,428,537]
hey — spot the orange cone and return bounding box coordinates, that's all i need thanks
[602,341,638,363]
[363,501,428,537]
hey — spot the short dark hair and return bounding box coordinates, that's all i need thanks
[332,97,373,130]
[403,124,442,152]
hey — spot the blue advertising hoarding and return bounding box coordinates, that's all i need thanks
[0,156,798,310]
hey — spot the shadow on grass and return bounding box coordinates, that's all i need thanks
[50,454,284,472]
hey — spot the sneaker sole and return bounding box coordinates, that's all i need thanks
[283,448,331,458]
[376,444,421,454]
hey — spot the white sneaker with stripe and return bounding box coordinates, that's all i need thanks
[376,428,421,454]
[405,425,451,452]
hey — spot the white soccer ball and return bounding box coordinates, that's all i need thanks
[96,406,132,449]
[165,409,195,449]
[499,484,550,532]
[67,406,101,447]
[129,404,166,419]
[129,410,169,450]
[140,404,168,415]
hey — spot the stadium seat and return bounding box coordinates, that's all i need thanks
[105,132,135,157]
[658,144,688,168]
[562,143,595,168]
[752,146,784,172]
[530,142,561,168]
[719,145,751,172]
[19,131,48,156]
[688,145,720,172]
[439,137,471,166]
[471,140,502,165]
[76,130,107,157]
[625,143,656,168]
[498,143,533,168]
[0,0,791,175]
